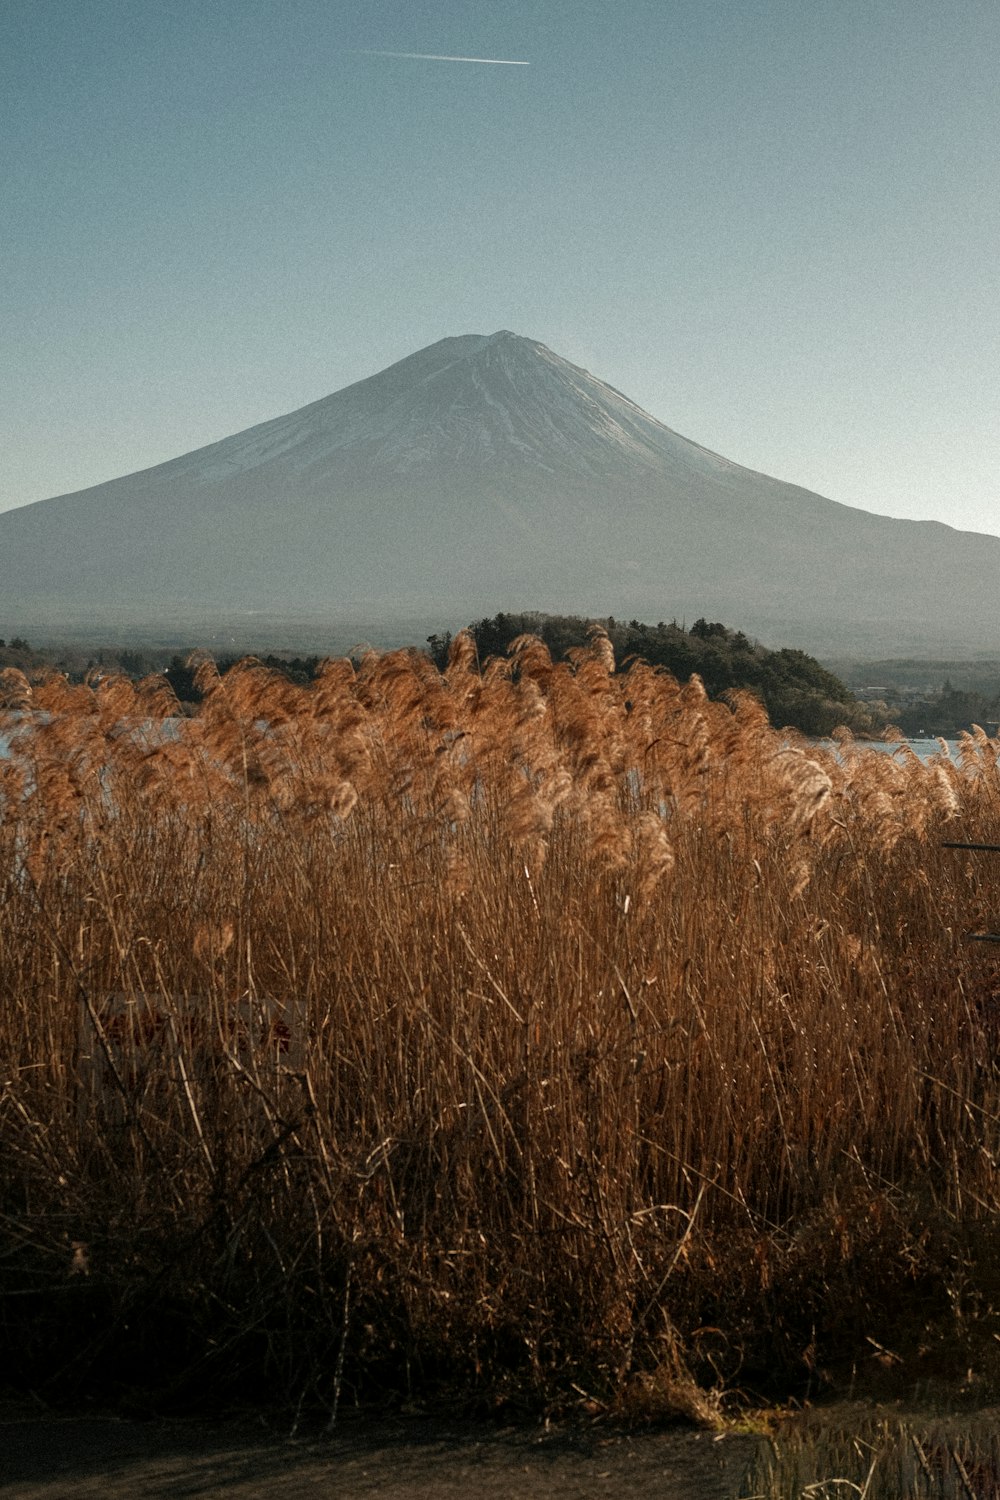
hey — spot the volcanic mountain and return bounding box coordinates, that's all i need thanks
[3,330,998,654]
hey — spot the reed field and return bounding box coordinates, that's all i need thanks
[3,629,1000,1419]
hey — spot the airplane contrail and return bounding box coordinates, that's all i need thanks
[355,50,529,66]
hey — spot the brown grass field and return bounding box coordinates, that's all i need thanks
[3,629,1000,1420]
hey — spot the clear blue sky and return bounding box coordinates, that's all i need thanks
[3,0,998,534]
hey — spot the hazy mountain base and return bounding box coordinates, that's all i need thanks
[10,599,1000,662]
[1,607,437,657]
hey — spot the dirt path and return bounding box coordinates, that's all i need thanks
[0,1409,761,1499]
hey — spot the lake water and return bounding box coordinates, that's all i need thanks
[0,721,963,766]
[806,735,960,763]
[869,736,960,760]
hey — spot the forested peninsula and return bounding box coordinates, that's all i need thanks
[431,613,879,737]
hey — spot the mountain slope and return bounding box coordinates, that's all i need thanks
[2,330,998,654]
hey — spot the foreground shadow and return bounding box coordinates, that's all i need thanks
[1,1409,760,1499]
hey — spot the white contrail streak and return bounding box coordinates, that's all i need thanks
[355,50,529,66]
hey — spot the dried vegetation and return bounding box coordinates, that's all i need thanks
[2,630,1000,1417]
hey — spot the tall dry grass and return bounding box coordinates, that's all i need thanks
[2,631,1000,1416]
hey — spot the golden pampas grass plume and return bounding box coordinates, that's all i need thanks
[0,667,32,710]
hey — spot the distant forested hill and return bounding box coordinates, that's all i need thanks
[431,612,878,737]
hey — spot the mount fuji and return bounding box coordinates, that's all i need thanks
[2,330,998,654]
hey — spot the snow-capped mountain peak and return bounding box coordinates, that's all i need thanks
[154,330,731,488]
[2,329,999,657]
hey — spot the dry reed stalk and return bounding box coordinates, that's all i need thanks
[2,645,1000,1414]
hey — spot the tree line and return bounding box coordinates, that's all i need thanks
[2,616,884,736]
[430,612,879,737]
